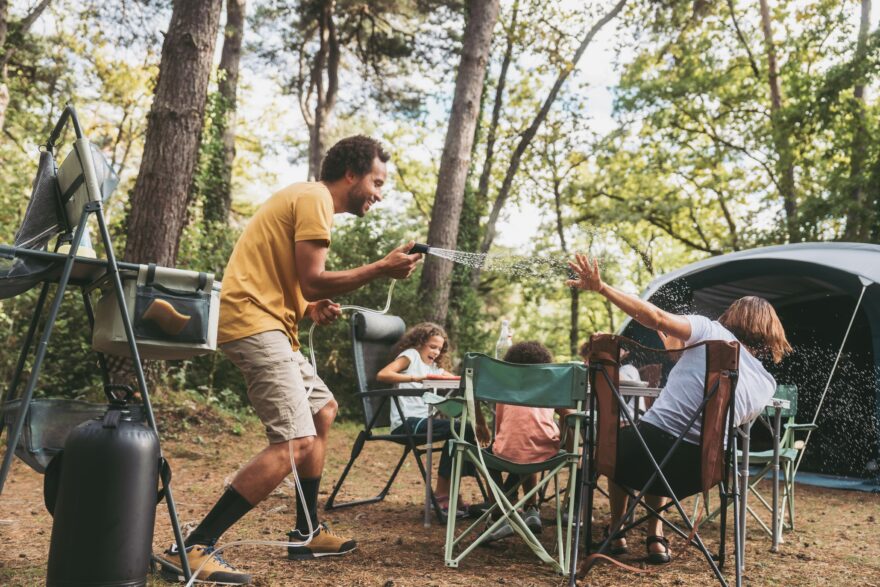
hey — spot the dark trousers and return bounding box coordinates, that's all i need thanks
[614,421,703,498]
[392,417,476,479]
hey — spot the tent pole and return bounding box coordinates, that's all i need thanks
[793,280,869,478]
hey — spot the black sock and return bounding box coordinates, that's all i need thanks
[294,477,321,535]
[185,486,253,547]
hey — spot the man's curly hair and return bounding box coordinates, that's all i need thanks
[392,322,451,370]
[320,135,390,182]
[503,341,553,365]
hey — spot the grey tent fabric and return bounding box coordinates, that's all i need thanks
[619,243,880,483]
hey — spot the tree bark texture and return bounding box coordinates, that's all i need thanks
[758,0,799,242]
[474,0,627,281]
[844,0,872,242]
[419,0,500,325]
[216,0,246,223]
[124,0,222,266]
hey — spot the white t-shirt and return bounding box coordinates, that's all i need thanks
[388,348,444,431]
[642,315,776,445]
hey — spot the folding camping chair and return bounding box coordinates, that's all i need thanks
[0,104,192,579]
[325,311,452,519]
[697,384,812,538]
[576,334,743,587]
[435,353,588,575]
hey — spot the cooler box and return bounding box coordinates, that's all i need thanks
[92,263,220,360]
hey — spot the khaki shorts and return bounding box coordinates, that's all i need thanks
[221,330,334,443]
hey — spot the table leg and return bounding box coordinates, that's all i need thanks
[424,410,434,527]
[771,407,782,551]
[739,421,751,573]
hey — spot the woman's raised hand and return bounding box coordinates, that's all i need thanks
[566,253,605,293]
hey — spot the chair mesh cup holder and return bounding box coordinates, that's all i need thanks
[92,263,220,360]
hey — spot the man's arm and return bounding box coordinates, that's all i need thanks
[566,253,692,341]
[295,239,421,301]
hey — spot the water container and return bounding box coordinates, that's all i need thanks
[46,402,159,587]
[494,319,513,360]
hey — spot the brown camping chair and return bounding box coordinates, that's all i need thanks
[573,333,743,587]
[637,363,662,411]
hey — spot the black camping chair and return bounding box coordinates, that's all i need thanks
[0,104,191,580]
[573,333,743,587]
[325,311,449,519]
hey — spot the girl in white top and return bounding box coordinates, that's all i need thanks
[567,253,791,564]
[377,322,489,515]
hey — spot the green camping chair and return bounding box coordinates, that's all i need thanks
[433,353,588,575]
[697,385,814,538]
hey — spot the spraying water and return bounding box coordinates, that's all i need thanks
[422,245,575,281]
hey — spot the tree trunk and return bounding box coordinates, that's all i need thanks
[0,0,7,132]
[0,0,52,133]
[551,176,579,357]
[844,0,871,242]
[124,0,222,266]
[419,0,500,325]
[214,0,246,223]
[476,0,519,204]
[472,0,627,285]
[305,0,339,180]
[758,0,799,242]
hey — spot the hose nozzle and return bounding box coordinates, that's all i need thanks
[408,243,431,255]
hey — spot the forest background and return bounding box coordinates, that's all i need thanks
[0,0,878,419]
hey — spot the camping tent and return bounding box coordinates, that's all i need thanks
[619,242,880,486]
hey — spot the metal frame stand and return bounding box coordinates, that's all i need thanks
[0,104,191,580]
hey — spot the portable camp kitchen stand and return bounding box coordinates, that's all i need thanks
[0,105,192,580]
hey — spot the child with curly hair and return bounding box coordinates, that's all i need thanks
[377,322,489,517]
[486,341,572,541]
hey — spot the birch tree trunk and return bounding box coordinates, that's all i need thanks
[124,0,222,266]
[419,0,500,325]
[758,0,799,242]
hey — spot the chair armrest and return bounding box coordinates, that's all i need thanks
[563,412,589,425]
[357,388,425,398]
[428,396,466,419]
[785,423,818,431]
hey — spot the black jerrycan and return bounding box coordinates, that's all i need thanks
[46,398,159,587]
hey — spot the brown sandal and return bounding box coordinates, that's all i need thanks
[646,535,671,564]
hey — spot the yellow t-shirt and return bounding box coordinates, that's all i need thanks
[218,182,334,349]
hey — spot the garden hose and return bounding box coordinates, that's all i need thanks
[183,279,399,586]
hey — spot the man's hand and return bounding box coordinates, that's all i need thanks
[308,299,342,326]
[566,253,605,293]
[380,241,422,279]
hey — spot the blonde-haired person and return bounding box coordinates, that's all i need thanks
[567,253,791,564]
[377,322,490,517]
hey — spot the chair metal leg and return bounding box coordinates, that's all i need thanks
[325,430,366,509]
[0,216,87,494]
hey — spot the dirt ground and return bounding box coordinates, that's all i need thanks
[1,400,879,587]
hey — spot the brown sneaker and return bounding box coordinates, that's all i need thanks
[156,544,252,584]
[287,522,357,560]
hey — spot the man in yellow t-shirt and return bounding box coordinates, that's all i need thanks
[158,136,421,584]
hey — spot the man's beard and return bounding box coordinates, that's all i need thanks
[347,184,370,217]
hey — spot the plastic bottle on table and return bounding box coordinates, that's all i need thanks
[494,319,513,360]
